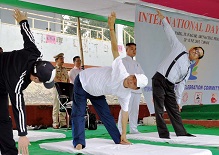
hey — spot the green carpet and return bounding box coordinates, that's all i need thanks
[181,105,219,120]
[20,124,219,155]
[181,112,219,120]
[182,105,219,112]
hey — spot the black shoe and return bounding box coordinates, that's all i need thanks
[160,136,170,139]
[178,133,196,137]
[159,133,170,139]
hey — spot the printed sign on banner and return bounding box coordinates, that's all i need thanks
[194,92,203,104]
[46,34,56,44]
[135,6,219,114]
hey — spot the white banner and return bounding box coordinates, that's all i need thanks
[135,5,219,114]
[0,24,115,67]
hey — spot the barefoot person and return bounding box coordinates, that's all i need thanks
[71,12,148,150]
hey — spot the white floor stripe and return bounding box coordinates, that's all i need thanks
[39,138,212,155]
[127,132,219,147]
[13,130,66,142]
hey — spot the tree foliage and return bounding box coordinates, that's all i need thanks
[63,16,110,40]
[63,15,134,42]
[123,26,135,44]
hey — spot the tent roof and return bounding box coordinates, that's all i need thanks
[1,0,219,27]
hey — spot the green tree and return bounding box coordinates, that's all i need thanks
[63,16,110,40]
[123,26,135,45]
[62,15,134,43]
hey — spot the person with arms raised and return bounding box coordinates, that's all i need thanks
[0,9,56,155]
[71,12,148,150]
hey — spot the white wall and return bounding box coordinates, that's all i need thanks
[0,23,127,66]
[0,4,128,66]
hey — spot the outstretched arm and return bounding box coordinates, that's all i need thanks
[13,9,27,23]
[120,110,131,145]
[108,12,119,59]
[13,9,32,155]
[118,96,132,145]
[156,9,165,20]
[156,9,182,49]
[14,9,36,49]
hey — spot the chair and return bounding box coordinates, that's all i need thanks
[55,82,74,129]
[55,82,97,130]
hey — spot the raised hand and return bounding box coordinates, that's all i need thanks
[156,9,165,20]
[108,12,116,29]
[13,9,27,23]
[108,11,119,59]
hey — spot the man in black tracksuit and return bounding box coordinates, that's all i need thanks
[0,9,56,155]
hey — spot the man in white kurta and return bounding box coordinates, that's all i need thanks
[118,43,145,134]
[69,56,82,84]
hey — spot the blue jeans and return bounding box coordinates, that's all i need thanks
[71,75,121,148]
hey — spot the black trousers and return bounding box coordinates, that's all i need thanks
[152,72,187,138]
[0,93,18,155]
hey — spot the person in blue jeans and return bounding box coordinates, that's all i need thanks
[71,12,148,150]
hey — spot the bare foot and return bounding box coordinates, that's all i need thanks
[120,140,132,145]
[75,144,82,150]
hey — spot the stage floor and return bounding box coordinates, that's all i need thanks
[16,124,219,155]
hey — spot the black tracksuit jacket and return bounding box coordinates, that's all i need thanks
[0,20,41,136]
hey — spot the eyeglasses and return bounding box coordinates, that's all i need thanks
[194,47,201,58]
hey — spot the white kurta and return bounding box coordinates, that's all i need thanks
[118,55,145,134]
[69,66,82,84]
[79,56,131,111]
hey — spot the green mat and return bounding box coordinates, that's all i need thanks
[182,105,219,112]
[181,104,219,120]
[181,112,219,120]
[17,124,219,155]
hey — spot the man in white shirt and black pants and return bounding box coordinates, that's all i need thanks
[152,10,204,139]
[118,43,145,134]
[71,12,148,150]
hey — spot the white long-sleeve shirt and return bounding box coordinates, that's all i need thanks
[157,18,191,104]
[69,66,82,84]
[122,56,144,94]
[79,56,131,111]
